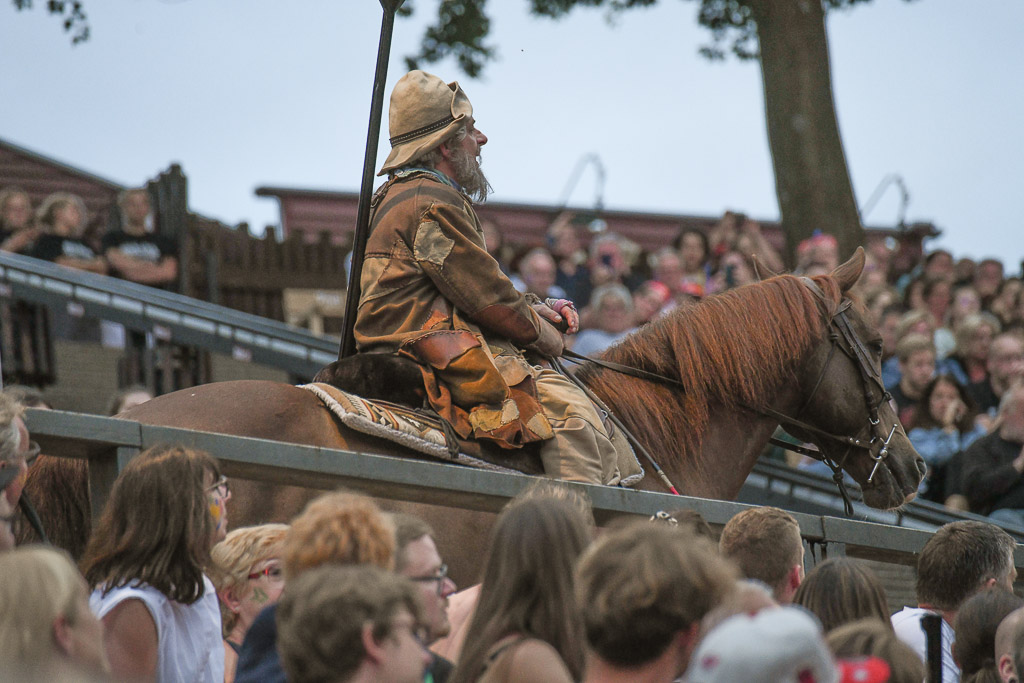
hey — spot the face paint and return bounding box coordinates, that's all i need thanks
[209,501,223,530]
[251,587,269,604]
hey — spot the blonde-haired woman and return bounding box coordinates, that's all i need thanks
[27,192,106,274]
[0,546,110,679]
[210,524,290,683]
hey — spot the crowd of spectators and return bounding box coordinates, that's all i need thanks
[485,207,1024,391]
[493,206,1024,527]
[494,209,799,357]
[838,243,1024,525]
[1,185,179,351]
[0,186,178,289]
[4,382,1024,683]
[8,182,1024,680]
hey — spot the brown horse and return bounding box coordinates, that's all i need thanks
[26,249,924,578]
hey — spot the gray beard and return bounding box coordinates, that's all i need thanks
[449,145,492,203]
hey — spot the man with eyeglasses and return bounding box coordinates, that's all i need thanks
[235,491,398,683]
[968,332,1024,419]
[277,564,431,683]
[963,385,1024,527]
[391,513,458,683]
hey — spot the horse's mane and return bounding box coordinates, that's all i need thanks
[578,273,844,462]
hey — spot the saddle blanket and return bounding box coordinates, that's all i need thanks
[299,382,521,474]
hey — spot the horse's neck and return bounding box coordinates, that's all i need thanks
[691,401,793,499]
[596,373,804,500]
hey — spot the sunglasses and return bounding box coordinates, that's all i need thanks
[247,564,284,582]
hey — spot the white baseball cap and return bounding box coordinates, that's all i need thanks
[686,607,888,683]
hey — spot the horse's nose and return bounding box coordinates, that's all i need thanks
[916,457,928,478]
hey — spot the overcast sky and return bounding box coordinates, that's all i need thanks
[2,0,1022,271]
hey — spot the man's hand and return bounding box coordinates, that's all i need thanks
[539,298,579,334]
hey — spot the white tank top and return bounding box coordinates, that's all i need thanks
[90,575,224,683]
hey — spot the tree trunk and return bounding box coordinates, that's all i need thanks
[747,0,865,262]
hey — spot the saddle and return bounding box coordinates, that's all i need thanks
[311,354,545,476]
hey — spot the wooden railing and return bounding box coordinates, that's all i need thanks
[181,218,348,322]
[0,298,54,387]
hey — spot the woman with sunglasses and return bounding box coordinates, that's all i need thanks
[81,443,231,682]
[210,524,290,683]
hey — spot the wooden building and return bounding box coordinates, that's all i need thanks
[255,184,939,270]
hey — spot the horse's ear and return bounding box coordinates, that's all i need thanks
[831,246,865,292]
[751,254,782,281]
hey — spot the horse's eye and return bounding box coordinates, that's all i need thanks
[869,340,884,356]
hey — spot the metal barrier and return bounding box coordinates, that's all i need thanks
[23,408,1024,571]
[0,251,337,378]
[8,251,1024,566]
[742,459,1024,541]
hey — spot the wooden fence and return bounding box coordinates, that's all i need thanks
[181,217,348,322]
[0,298,53,387]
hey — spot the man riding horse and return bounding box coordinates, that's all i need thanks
[353,70,632,485]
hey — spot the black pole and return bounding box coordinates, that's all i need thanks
[18,495,50,545]
[921,612,943,683]
[339,0,405,359]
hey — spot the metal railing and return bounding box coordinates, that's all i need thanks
[741,459,1024,540]
[0,251,337,377]
[22,408,1024,571]
[8,252,1023,566]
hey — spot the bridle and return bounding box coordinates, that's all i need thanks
[559,277,901,516]
[755,279,899,514]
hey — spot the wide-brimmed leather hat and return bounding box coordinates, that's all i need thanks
[378,70,473,176]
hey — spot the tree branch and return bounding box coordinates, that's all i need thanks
[12,0,90,44]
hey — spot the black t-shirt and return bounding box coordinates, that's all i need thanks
[0,225,38,254]
[967,378,1000,417]
[101,230,176,265]
[26,234,98,263]
[889,382,922,428]
[961,432,1024,514]
[101,230,177,283]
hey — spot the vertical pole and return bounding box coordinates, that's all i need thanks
[921,612,943,683]
[339,0,405,359]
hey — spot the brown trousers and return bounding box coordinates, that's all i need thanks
[534,367,640,486]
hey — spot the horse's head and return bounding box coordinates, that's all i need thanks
[786,248,926,510]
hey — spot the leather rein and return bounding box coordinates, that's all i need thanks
[559,279,898,516]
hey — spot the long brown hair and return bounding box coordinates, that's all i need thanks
[80,444,221,604]
[793,557,892,634]
[450,495,591,683]
[909,373,978,433]
[827,619,925,683]
[954,588,1024,683]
